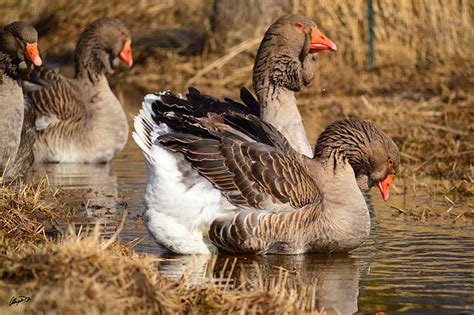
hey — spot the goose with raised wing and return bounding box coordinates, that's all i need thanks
[23,17,133,163]
[0,21,42,180]
[133,14,337,254]
[134,90,399,254]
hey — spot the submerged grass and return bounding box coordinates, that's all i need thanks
[0,182,322,314]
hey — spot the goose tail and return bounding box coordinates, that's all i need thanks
[132,93,171,165]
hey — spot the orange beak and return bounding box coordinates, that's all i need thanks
[119,39,133,67]
[26,42,42,66]
[377,174,395,201]
[309,27,337,53]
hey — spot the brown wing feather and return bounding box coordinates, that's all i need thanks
[159,131,321,211]
[25,67,85,121]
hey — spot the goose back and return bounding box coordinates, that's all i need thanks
[27,69,128,163]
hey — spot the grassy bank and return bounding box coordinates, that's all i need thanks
[0,2,472,313]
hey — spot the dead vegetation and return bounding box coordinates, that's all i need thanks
[0,232,182,314]
[0,180,70,252]
[298,89,473,192]
[1,0,471,90]
[0,1,471,198]
[0,2,472,312]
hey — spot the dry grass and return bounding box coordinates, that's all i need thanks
[297,86,473,192]
[1,0,471,90]
[0,180,70,252]
[0,4,471,311]
[0,236,321,314]
[0,232,182,314]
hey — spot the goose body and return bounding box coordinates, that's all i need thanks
[0,72,24,176]
[24,17,133,163]
[0,21,41,180]
[133,14,339,254]
[134,90,399,254]
[30,72,128,163]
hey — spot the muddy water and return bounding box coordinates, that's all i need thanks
[28,92,474,314]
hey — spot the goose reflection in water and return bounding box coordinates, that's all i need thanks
[159,253,360,314]
[27,162,124,237]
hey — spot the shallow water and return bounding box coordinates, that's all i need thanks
[27,93,474,314]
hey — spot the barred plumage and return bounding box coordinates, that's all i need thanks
[133,15,364,255]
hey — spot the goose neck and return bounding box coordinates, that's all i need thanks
[260,86,313,157]
[74,31,108,82]
[306,157,370,250]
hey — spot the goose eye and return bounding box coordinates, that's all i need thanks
[388,158,395,167]
[295,23,305,29]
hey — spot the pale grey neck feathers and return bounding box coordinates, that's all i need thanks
[260,87,313,157]
[251,14,318,157]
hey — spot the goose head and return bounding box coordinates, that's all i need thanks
[0,21,42,72]
[315,119,400,201]
[253,14,336,102]
[75,17,132,78]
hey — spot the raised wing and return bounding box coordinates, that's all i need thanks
[153,88,293,154]
[146,88,324,254]
[155,86,260,118]
[153,89,321,211]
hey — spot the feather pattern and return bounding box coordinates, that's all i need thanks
[251,14,323,157]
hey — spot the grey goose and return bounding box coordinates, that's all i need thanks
[0,21,42,181]
[134,89,399,254]
[23,17,133,164]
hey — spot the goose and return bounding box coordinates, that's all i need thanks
[23,17,133,164]
[134,89,399,254]
[251,14,337,157]
[0,21,42,180]
[133,14,337,254]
